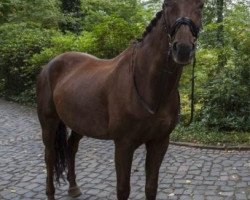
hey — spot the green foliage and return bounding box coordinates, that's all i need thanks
[171,123,250,146]
[61,0,81,12]
[0,23,56,100]
[0,1,59,98]
[91,15,142,58]
[59,0,83,33]
[197,3,250,131]
[200,67,249,131]
[80,0,152,31]
[0,0,61,28]
[28,31,95,69]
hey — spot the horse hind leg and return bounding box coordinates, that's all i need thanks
[37,70,81,198]
[40,117,70,200]
[37,76,69,199]
[37,99,57,198]
[67,131,83,197]
[40,118,58,200]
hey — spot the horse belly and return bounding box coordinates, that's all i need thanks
[54,94,110,139]
[106,111,177,143]
[61,109,110,139]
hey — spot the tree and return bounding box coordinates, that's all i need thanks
[216,0,226,69]
[80,0,152,32]
[198,2,250,131]
[0,0,61,28]
[59,0,83,33]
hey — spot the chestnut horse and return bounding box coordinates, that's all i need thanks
[37,0,204,199]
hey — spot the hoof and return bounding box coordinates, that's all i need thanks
[68,186,82,198]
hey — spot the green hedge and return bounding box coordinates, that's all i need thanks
[0,23,57,102]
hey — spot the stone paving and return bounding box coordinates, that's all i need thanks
[0,99,249,200]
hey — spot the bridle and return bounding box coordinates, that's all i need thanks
[163,14,200,54]
[166,17,200,40]
[132,8,201,115]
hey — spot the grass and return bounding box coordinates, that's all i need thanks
[170,122,250,147]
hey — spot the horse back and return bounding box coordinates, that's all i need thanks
[45,52,112,90]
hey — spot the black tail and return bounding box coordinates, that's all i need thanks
[54,121,69,184]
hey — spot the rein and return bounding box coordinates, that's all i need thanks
[132,43,173,115]
[187,56,196,126]
[132,10,199,119]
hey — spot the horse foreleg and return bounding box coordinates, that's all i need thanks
[145,137,170,200]
[67,131,83,198]
[114,140,136,200]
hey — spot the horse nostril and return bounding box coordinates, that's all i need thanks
[172,43,194,63]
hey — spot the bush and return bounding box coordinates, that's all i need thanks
[28,31,94,69]
[0,23,56,101]
[198,4,250,132]
[200,64,249,131]
[90,15,142,58]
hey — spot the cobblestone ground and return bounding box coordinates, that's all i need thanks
[0,99,249,200]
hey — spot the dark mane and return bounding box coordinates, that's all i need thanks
[137,10,163,42]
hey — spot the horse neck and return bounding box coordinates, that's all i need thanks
[134,18,183,111]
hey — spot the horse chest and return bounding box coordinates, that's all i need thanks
[109,111,178,142]
[141,117,176,140]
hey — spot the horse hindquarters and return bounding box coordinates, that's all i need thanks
[37,72,69,200]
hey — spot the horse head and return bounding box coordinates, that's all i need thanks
[163,0,204,65]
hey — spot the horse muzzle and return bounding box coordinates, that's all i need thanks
[171,42,195,65]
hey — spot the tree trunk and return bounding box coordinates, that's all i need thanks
[216,0,226,69]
